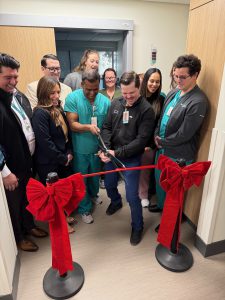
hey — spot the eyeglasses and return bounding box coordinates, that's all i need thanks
[105,77,116,81]
[173,74,191,81]
[45,67,61,73]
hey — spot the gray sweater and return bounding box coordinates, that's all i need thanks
[63,72,82,91]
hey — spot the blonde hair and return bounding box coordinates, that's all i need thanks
[74,49,99,72]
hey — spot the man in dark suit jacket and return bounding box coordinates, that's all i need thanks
[0,53,48,252]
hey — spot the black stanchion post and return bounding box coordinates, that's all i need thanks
[155,159,194,272]
[43,172,85,299]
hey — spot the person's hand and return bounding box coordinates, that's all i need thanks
[99,150,115,163]
[99,151,110,163]
[65,154,73,166]
[89,124,100,135]
[3,173,19,191]
[155,136,162,149]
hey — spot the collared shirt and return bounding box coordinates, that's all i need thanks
[11,94,35,155]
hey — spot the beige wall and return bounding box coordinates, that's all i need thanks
[0,0,189,93]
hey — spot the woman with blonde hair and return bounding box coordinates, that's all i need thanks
[32,76,75,232]
[64,49,99,91]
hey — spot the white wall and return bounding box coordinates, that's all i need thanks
[0,0,189,93]
[0,175,17,297]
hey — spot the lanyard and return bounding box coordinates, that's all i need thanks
[92,105,96,117]
[11,97,26,120]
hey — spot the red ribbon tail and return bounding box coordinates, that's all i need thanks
[49,205,73,275]
[157,186,184,251]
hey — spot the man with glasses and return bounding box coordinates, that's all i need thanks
[151,54,208,219]
[25,54,71,109]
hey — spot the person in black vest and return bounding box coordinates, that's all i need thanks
[0,53,48,252]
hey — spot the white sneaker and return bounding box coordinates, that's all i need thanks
[81,213,94,224]
[141,199,150,208]
[92,196,102,205]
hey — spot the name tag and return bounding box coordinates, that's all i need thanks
[91,117,97,125]
[123,110,129,124]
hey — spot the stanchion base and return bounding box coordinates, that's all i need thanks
[43,262,84,299]
[155,243,193,272]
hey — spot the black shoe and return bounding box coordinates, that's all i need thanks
[130,228,143,246]
[106,202,122,216]
[155,224,160,233]
[148,204,162,213]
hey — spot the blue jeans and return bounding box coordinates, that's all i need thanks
[104,156,143,231]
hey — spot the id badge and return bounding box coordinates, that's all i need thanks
[91,116,97,126]
[123,110,129,124]
[167,106,173,116]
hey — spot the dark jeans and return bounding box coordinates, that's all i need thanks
[104,156,143,231]
[5,172,35,243]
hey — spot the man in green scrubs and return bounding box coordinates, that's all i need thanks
[65,70,110,224]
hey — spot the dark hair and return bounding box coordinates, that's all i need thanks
[173,54,201,76]
[36,76,61,125]
[120,71,140,89]
[82,69,100,83]
[0,53,20,72]
[41,54,59,68]
[74,49,99,72]
[140,68,162,117]
[103,68,117,80]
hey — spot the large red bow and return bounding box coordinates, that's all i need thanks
[156,155,211,251]
[26,173,85,275]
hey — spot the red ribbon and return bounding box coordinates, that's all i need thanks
[26,173,85,275]
[156,155,211,251]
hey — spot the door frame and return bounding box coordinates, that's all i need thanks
[0,13,133,72]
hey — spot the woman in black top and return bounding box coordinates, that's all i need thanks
[32,76,75,232]
[138,68,165,208]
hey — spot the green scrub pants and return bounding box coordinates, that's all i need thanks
[73,152,101,214]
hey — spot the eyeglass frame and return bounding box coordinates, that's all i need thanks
[44,67,61,73]
[105,76,116,81]
[173,74,191,81]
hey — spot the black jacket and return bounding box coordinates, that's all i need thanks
[155,85,208,161]
[101,96,155,159]
[0,88,33,176]
[32,108,72,166]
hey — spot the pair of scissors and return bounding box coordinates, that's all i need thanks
[97,132,126,183]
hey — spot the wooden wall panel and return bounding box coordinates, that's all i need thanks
[184,0,225,225]
[190,0,213,10]
[0,26,56,93]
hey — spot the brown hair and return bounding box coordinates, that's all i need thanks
[120,71,140,89]
[36,76,61,126]
[74,49,99,72]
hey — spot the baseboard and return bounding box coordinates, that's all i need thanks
[0,255,20,300]
[195,235,225,257]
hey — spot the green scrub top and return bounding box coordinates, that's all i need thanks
[64,89,110,154]
[159,90,181,139]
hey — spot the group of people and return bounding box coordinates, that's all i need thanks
[0,49,208,252]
